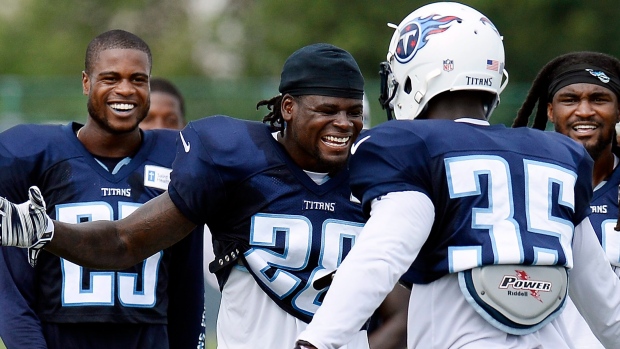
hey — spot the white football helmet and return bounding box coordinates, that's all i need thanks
[379,2,509,120]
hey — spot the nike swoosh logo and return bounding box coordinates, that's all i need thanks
[180,131,191,153]
[350,135,371,155]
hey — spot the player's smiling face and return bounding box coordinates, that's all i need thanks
[83,48,150,134]
[281,94,363,174]
[548,83,620,161]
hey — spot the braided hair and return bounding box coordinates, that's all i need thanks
[512,51,620,130]
[513,52,620,231]
[257,94,286,134]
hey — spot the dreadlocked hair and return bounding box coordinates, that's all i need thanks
[257,94,285,134]
[512,51,620,130]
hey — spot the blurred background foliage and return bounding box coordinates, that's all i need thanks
[0,0,619,130]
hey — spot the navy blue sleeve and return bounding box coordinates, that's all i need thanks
[0,247,47,348]
[167,226,205,349]
[169,121,226,226]
[0,126,42,202]
[0,126,47,347]
[349,124,432,216]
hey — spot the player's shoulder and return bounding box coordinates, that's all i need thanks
[189,115,267,134]
[2,122,65,141]
[142,129,179,152]
[0,122,71,155]
[144,127,178,143]
[518,127,590,161]
[187,115,272,148]
[357,119,446,153]
[140,128,178,166]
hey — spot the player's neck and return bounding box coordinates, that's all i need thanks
[592,147,616,187]
[77,124,142,158]
[423,93,488,121]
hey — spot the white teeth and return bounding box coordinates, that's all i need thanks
[573,125,596,131]
[324,136,349,144]
[110,103,135,111]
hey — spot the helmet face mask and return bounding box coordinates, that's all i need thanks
[380,2,509,120]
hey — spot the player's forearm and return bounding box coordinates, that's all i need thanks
[46,219,136,269]
[45,192,197,269]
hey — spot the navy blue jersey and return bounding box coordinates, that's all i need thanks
[349,120,593,285]
[589,165,620,267]
[0,123,204,349]
[168,116,365,323]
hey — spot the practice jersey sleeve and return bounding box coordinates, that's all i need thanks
[569,217,620,347]
[0,124,50,202]
[298,191,434,349]
[0,248,47,348]
[168,121,226,226]
[349,126,432,216]
[0,125,49,348]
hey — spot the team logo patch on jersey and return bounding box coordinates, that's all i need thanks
[144,165,172,191]
[498,270,552,302]
[395,14,461,64]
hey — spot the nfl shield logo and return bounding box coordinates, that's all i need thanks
[443,59,454,72]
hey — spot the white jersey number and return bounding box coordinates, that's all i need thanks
[244,213,363,317]
[56,202,162,307]
[445,156,576,272]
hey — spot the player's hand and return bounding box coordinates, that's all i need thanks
[294,340,318,349]
[0,186,54,266]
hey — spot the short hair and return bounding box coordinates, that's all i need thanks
[150,77,186,117]
[512,51,620,130]
[84,29,152,75]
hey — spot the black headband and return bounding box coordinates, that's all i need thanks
[279,43,364,100]
[548,64,620,99]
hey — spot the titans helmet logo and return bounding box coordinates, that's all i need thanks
[395,14,461,64]
[480,17,500,36]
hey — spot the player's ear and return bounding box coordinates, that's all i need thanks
[82,71,90,95]
[281,94,295,122]
[547,102,555,123]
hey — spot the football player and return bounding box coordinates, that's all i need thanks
[0,43,390,348]
[140,77,187,131]
[513,51,620,349]
[0,30,204,349]
[293,3,620,348]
